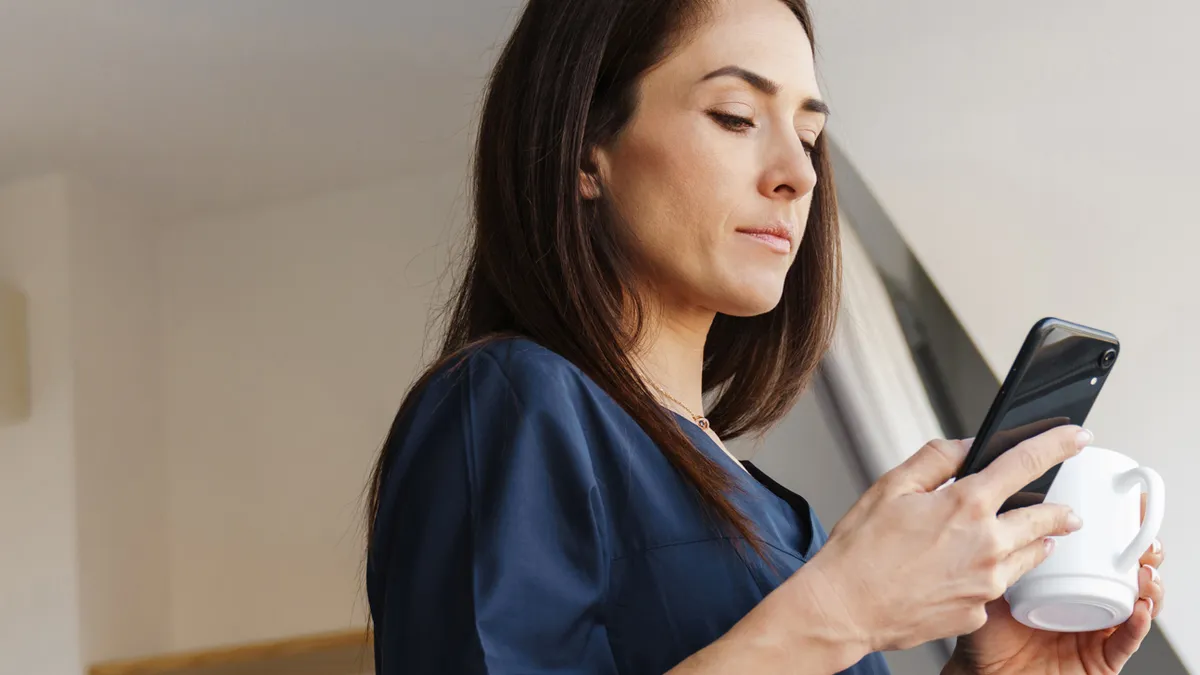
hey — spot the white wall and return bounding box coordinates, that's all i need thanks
[0,175,84,675]
[159,170,468,649]
[69,179,170,662]
[808,1,1199,667]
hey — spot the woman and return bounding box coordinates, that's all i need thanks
[366,0,1166,672]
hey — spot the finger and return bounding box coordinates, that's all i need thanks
[1001,536,1056,588]
[986,416,1073,461]
[1140,564,1164,618]
[998,503,1082,549]
[966,425,1090,508]
[887,438,970,493]
[1141,491,1147,522]
[1140,538,1164,569]
[1103,598,1153,671]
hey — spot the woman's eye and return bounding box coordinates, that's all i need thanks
[708,111,756,132]
[801,139,816,156]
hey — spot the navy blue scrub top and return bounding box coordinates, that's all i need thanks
[368,337,890,674]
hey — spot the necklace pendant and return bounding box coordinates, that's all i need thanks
[695,416,710,430]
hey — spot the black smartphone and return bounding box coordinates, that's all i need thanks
[955,317,1120,512]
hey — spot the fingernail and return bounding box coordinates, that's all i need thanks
[1067,512,1084,531]
[1144,564,1161,585]
[1152,538,1162,554]
[1075,428,1094,448]
[1044,537,1055,555]
[1146,597,1155,615]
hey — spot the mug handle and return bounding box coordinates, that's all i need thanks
[1113,466,1165,572]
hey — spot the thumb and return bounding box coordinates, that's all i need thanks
[887,439,970,493]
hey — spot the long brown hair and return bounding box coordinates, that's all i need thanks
[367,0,839,557]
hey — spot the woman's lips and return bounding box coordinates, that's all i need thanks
[735,226,793,254]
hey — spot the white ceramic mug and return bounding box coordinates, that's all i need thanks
[1004,446,1165,632]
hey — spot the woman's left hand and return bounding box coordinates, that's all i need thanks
[947,494,1165,675]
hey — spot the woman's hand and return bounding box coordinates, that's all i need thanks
[946,495,1166,674]
[803,426,1091,653]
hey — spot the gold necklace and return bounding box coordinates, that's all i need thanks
[650,382,710,430]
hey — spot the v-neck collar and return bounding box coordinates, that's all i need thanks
[670,411,820,561]
[669,410,762,479]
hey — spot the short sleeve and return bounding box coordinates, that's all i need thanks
[368,346,616,675]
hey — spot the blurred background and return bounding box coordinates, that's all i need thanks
[0,1,1194,674]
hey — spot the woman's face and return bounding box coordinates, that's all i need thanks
[591,0,825,318]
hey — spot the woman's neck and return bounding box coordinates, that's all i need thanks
[631,301,715,417]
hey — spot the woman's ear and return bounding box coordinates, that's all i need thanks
[578,145,610,201]
[579,171,602,200]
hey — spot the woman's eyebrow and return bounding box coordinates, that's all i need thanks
[699,65,829,117]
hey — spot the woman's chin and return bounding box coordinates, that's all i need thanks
[712,284,785,317]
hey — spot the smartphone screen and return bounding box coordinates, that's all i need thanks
[960,319,1119,512]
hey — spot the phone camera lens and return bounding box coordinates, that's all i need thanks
[1099,348,1117,370]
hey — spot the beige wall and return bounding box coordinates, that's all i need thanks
[0,175,84,674]
[70,178,171,662]
[0,165,477,658]
[0,174,171,671]
[0,168,472,667]
[0,168,472,665]
[159,170,468,649]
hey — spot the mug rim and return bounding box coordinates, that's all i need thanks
[1078,445,1138,464]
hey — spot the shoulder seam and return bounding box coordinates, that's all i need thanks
[476,347,526,408]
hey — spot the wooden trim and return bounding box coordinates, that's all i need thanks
[88,627,372,675]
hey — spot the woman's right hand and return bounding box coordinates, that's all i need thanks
[804,425,1092,653]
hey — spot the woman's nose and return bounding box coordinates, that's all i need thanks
[759,138,817,201]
